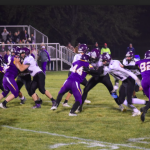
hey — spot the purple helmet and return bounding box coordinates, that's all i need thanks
[100,53,111,65]
[144,50,150,59]
[19,47,30,56]
[78,44,89,53]
[10,46,20,56]
[80,54,90,62]
[90,48,100,63]
[126,51,134,61]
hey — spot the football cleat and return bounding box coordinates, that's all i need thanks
[0,103,7,109]
[132,110,141,117]
[20,97,26,104]
[63,103,71,107]
[75,105,83,113]
[32,104,41,109]
[69,112,77,116]
[51,101,58,110]
[119,104,126,112]
[85,100,91,104]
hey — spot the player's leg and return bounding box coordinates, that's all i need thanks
[51,79,70,110]
[126,78,141,116]
[77,76,99,112]
[37,72,55,103]
[0,72,4,91]
[69,81,82,116]
[140,78,150,122]
[63,71,72,106]
[16,76,26,104]
[0,77,19,108]
[100,74,122,109]
[81,78,91,104]
[29,80,42,108]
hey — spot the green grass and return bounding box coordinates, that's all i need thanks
[0,71,150,150]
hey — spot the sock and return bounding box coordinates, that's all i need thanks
[2,100,7,107]
[70,101,80,113]
[35,99,42,104]
[19,96,25,100]
[123,100,128,106]
[127,104,139,112]
[50,97,55,101]
[132,98,146,105]
[145,101,150,111]
[63,100,68,104]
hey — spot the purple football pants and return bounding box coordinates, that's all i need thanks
[142,77,150,101]
[2,77,19,98]
[42,62,47,75]
[59,79,82,105]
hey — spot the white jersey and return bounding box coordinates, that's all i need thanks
[91,59,109,76]
[108,60,138,81]
[123,58,141,76]
[70,53,82,72]
[23,55,42,77]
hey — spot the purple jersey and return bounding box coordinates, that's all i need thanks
[136,59,150,79]
[68,60,92,83]
[4,56,19,79]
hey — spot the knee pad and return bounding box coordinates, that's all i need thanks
[39,88,46,94]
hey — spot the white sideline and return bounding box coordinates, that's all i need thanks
[2,125,150,150]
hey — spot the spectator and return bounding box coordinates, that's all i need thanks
[101,43,111,54]
[1,42,5,52]
[4,49,10,64]
[126,43,135,54]
[12,32,19,43]
[38,46,50,75]
[17,30,20,41]
[93,42,100,49]
[31,33,35,43]
[24,29,29,41]
[66,42,75,52]
[74,43,80,54]
[7,31,13,43]
[27,37,32,44]
[1,28,9,43]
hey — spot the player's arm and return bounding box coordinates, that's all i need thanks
[118,65,141,86]
[14,57,29,72]
[83,65,104,75]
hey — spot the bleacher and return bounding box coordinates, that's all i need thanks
[0,25,75,71]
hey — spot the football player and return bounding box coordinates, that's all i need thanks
[77,49,122,113]
[121,50,150,121]
[14,48,56,108]
[0,55,5,91]
[100,53,144,116]
[123,51,143,98]
[63,44,91,107]
[51,54,93,116]
[0,48,21,108]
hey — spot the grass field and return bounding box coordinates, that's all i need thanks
[0,71,150,150]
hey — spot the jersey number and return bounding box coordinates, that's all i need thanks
[72,64,83,76]
[140,62,150,72]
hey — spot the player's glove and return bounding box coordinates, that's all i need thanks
[83,66,90,72]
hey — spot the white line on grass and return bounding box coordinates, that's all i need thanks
[2,125,150,150]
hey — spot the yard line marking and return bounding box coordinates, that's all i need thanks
[49,143,76,148]
[128,137,150,144]
[2,125,150,150]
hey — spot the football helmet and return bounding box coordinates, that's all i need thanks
[78,44,89,54]
[126,51,134,62]
[144,50,150,59]
[100,52,111,65]
[90,48,100,63]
